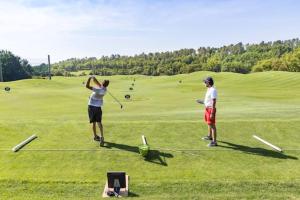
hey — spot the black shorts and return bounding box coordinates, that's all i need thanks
[88,105,102,123]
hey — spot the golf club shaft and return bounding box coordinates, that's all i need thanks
[107,90,123,108]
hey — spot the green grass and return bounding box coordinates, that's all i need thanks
[0,71,299,199]
[70,70,92,76]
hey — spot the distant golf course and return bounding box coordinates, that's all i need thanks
[0,71,299,199]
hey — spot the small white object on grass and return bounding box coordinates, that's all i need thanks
[142,135,148,145]
[253,135,282,152]
[12,135,37,152]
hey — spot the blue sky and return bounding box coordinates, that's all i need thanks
[0,0,299,64]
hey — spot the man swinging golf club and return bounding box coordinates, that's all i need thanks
[86,76,109,146]
[197,77,218,147]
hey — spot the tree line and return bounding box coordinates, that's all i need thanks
[50,38,300,76]
[1,38,300,81]
[0,50,32,81]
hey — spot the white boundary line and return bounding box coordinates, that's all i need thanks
[253,135,282,152]
[12,135,37,152]
[1,148,299,152]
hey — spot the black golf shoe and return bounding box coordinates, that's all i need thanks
[94,135,100,141]
[202,135,212,141]
[100,137,104,147]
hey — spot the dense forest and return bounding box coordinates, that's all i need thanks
[49,38,300,76]
[0,50,32,81]
[1,39,300,81]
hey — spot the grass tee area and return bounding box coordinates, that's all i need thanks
[0,71,299,199]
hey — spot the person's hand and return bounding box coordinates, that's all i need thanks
[196,99,204,104]
[210,113,215,120]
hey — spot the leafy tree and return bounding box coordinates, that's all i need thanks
[3,38,300,81]
[205,55,221,72]
[0,50,32,81]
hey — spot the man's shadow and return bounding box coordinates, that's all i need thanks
[103,142,173,166]
[218,141,298,160]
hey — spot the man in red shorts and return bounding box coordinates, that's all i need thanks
[198,77,218,147]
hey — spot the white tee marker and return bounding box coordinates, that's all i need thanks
[12,135,38,152]
[253,135,282,152]
[142,135,148,145]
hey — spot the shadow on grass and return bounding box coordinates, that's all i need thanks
[218,141,298,160]
[145,149,173,166]
[128,191,139,197]
[104,142,173,166]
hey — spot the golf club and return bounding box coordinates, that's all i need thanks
[107,90,123,109]
[196,99,204,104]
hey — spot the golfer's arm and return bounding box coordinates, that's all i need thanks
[86,77,93,90]
[212,99,216,114]
[93,77,102,87]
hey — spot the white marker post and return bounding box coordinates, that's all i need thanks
[253,135,282,152]
[142,135,148,145]
[139,135,150,157]
[12,135,37,152]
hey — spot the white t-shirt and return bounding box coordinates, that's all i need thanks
[204,86,217,108]
[88,87,106,107]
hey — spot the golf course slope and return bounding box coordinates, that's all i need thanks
[0,71,299,199]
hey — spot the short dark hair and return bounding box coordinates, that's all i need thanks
[103,80,110,87]
[203,77,214,86]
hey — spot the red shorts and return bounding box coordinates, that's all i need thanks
[204,108,216,125]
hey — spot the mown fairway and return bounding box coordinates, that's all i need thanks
[0,71,299,199]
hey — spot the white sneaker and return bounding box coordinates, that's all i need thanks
[207,141,218,147]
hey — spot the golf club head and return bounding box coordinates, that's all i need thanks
[196,99,204,104]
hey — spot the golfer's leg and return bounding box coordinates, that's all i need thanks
[92,122,97,137]
[207,125,212,137]
[210,124,217,142]
[97,122,104,138]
